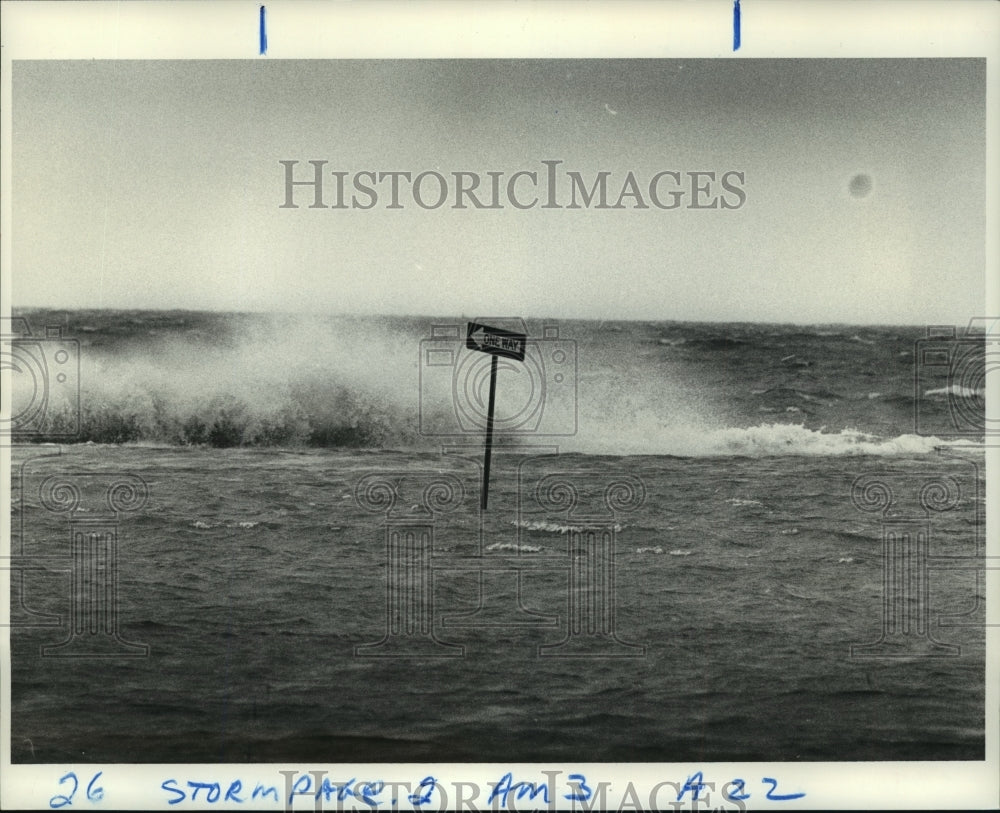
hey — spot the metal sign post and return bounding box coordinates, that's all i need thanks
[465,322,527,510]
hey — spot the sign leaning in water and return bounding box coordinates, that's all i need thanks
[466,322,528,509]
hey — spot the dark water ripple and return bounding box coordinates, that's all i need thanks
[9,443,986,763]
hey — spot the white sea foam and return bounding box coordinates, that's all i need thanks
[567,421,981,457]
[486,541,542,553]
[193,519,261,530]
[513,519,625,534]
[923,384,985,398]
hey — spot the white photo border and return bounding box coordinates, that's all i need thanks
[2,1,998,810]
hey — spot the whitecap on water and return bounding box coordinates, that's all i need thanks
[486,541,542,554]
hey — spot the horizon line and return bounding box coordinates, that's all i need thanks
[6,304,977,330]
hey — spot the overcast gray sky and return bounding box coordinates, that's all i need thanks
[12,58,986,323]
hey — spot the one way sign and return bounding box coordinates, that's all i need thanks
[465,320,528,510]
[466,322,527,362]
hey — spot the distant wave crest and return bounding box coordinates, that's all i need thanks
[630,423,978,457]
[567,420,980,457]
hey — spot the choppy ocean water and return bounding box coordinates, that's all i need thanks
[6,310,988,762]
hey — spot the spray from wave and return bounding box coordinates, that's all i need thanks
[16,312,724,452]
[10,311,982,457]
[28,314,424,447]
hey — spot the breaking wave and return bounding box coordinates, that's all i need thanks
[9,311,984,458]
[20,387,979,460]
[16,314,422,448]
[619,423,978,458]
[556,417,979,458]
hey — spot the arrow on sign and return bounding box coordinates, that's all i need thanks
[469,327,488,350]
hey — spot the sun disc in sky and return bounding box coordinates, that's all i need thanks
[849,173,873,198]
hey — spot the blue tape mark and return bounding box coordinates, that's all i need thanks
[733,0,741,51]
[260,5,267,55]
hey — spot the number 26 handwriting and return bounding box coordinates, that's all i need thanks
[49,772,105,809]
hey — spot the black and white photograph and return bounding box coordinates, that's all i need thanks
[2,2,998,810]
